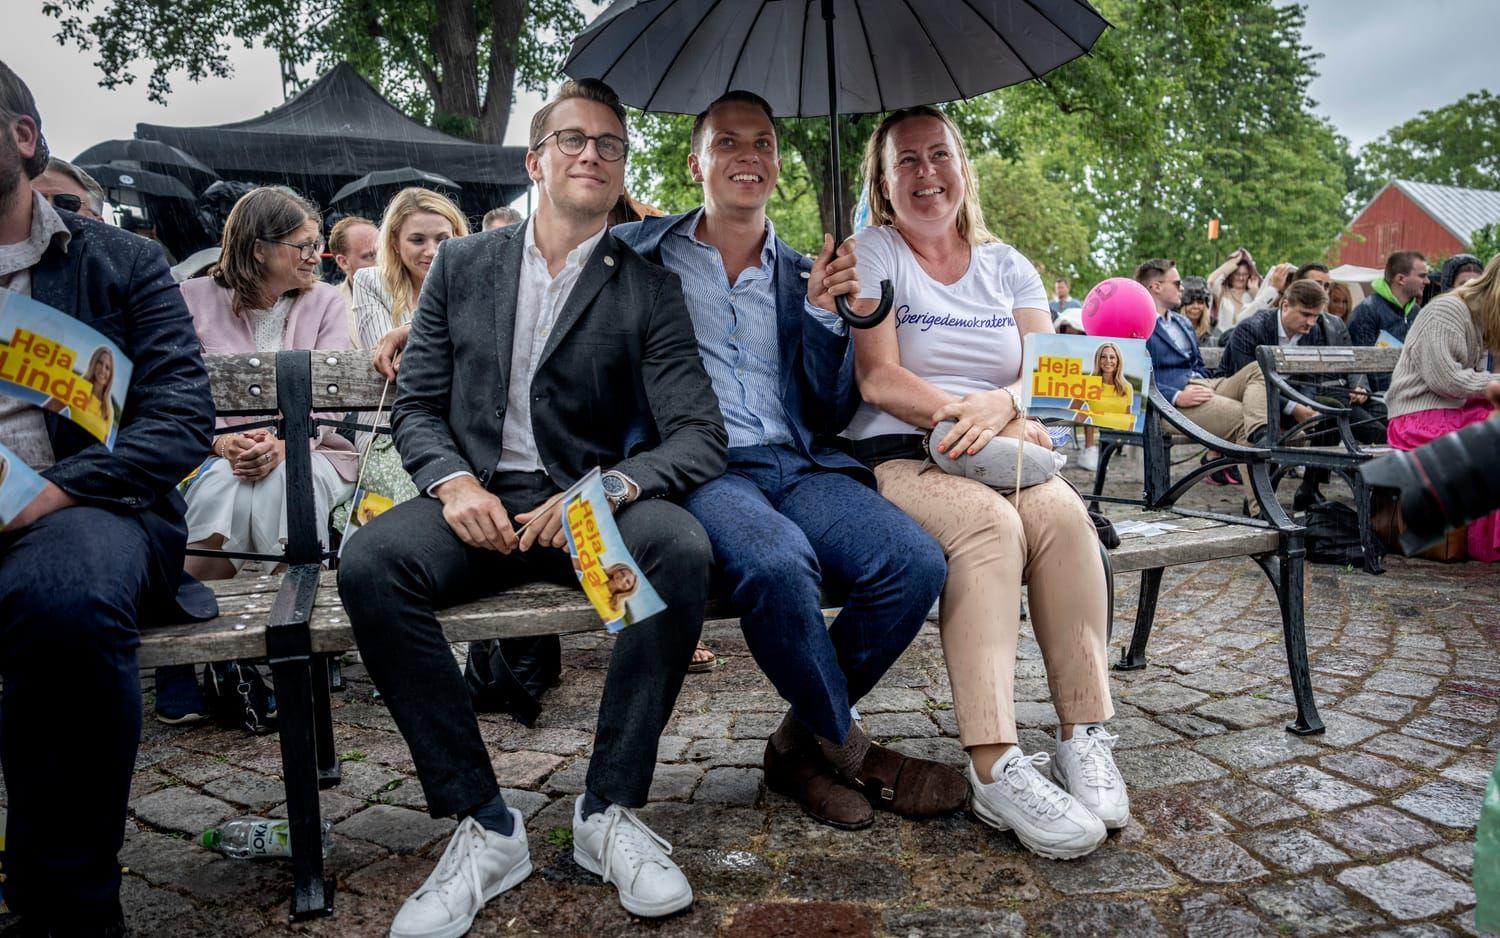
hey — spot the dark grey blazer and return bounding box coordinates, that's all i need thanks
[391,220,727,500]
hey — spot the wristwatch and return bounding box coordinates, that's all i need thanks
[601,470,635,512]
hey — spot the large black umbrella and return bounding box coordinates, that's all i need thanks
[79,162,198,202]
[73,138,220,193]
[565,0,1108,326]
[330,167,462,210]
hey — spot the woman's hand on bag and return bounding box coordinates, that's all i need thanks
[233,430,285,482]
[932,389,1016,458]
[373,324,412,381]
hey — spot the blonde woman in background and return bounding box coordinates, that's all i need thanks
[351,187,469,372]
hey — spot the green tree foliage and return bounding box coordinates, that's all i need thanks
[40,0,584,144]
[1472,223,1500,263]
[972,153,1095,283]
[1354,91,1500,205]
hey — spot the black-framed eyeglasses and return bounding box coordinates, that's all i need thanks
[50,193,83,212]
[259,237,326,262]
[534,128,628,162]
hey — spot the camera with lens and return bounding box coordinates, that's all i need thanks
[1359,416,1500,554]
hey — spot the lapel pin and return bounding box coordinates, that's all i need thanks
[800,271,810,279]
[604,256,615,267]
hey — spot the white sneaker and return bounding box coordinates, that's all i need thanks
[390,813,532,938]
[1053,724,1131,830]
[1077,445,1100,472]
[572,797,693,918]
[967,748,1106,860]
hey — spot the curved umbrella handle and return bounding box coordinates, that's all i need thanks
[836,280,894,329]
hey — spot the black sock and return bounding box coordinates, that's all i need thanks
[581,789,611,820]
[463,792,514,837]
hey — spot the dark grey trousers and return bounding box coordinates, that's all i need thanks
[337,471,709,815]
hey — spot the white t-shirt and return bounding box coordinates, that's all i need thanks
[845,225,1049,439]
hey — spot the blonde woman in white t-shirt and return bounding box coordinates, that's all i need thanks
[842,106,1126,859]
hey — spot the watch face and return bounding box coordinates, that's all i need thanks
[601,473,627,498]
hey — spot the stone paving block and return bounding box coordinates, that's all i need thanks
[1193,778,1306,826]
[335,759,406,800]
[499,787,550,821]
[1319,749,1420,796]
[779,854,910,901]
[268,789,367,824]
[694,767,763,806]
[1191,726,1323,771]
[493,749,566,791]
[1360,732,1460,767]
[1307,711,1384,748]
[1366,926,1457,938]
[335,804,455,854]
[119,829,223,886]
[1246,876,1383,935]
[882,906,1026,938]
[1113,746,1228,790]
[160,753,236,786]
[201,771,287,810]
[728,711,780,739]
[1158,836,1270,884]
[1120,682,1210,714]
[862,710,939,739]
[1194,695,1294,729]
[1132,788,1233,839]
[1177,891,1278,938]
[1366,668,1441,698]
[904,853,1038,905]
[674,847,775,899]
[1338,691,1418,723]
[1043,899,1168,938]
[672,711,734,738]
[116,877,230,938]
[1175,666,1267,695]
[1107,716,1184,749]
[765,804,903,857]
[1157,712,1229,738]
[1336,858,1475,920]
[1424,842,1475,877]
[725,902,873,938]
[1204,629,1270,651]
[1403,714,1491,747]
[1317,805,1441,855]
[130,787,237,835]
[858,687,932,713]
[634,802,766,850]
[646,763,703,801]
[1441,752,1497,790]
[888,736,968,769]
[1037,847,1175,895]
[1428,694,1500,726]
[685,737,765,767]
[1314,650,1384,677]
[1393,780,1484,830]
[1252,763,1376,812]
[1239,828,1351,874]
[508,727,594,756]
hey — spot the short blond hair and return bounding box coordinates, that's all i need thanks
[376,187,469,327]
[859,105,996,247]
[528,79,627,150]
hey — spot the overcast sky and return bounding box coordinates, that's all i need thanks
[2,0,1494,176]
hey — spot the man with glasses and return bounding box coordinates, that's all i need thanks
[1138,258,1271,480]
[34,157,106,221]
[338,78,725,934]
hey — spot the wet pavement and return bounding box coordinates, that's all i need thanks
[5,455,1494,936]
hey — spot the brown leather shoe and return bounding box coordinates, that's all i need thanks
[763,740,874,830]
[853,741,968,818]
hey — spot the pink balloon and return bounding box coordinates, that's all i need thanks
[1082,277,1158,339]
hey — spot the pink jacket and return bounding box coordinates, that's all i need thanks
[181,277,358,480]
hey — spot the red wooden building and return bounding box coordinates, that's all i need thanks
[1337,179,1500,267]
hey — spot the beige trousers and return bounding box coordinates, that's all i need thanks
[1178,362,1269,445]
[873,464,1113,746]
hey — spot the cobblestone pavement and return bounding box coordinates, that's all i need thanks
[5,457,1496,936]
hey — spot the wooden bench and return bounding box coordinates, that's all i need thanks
[1256,345,1401,574]
[142,348,1323,921]
[1089,345,1225,507]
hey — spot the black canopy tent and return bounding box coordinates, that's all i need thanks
[135,63,530,224]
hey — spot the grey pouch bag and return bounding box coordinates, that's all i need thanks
[925,419,1066,493]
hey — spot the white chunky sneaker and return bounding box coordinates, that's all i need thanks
[1077,445,1100,472]
[967,748,1106,860]
[1053,724,1131,830]
[572,797,693,918]
[390,813,532,938]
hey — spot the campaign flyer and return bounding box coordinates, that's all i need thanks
[561,468,665,632]
[1020,333,1153,433]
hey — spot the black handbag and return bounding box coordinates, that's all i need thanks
[203,660,278,735]
[464,636,561,727]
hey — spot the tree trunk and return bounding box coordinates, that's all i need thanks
[479,0,526,145]
[428,0,482,137]
[793,129,858,240]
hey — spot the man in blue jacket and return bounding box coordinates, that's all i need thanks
[0,61,215,934]
[613,91,961,831]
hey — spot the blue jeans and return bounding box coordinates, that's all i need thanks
[685,445,946,743]
[0,506,156,926]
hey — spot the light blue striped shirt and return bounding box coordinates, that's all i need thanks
[660,209,792,448]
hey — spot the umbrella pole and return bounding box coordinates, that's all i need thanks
[821,0,894,329]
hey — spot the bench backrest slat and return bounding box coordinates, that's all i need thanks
[309,350,392,411]
[1267,346,1400,374]
[206,353,281,414]
[205,349,390,415]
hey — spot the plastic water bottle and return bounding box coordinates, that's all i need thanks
[201,817,333,859]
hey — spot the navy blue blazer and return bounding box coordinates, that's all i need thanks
[28,210,217,619]
[612,212,871,484]
[1145,312,1210,403]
